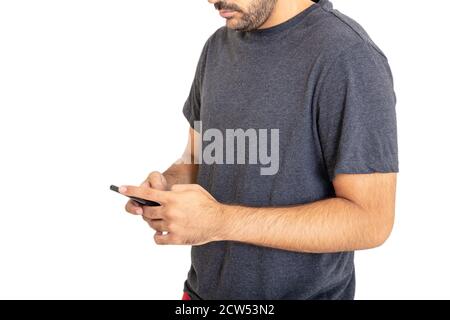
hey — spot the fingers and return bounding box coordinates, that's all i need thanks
[123,183,210,208]
[142,206,164,219]
[119,185,168,204]
[126,172,167,216]
[140,179,151,188]
[141,217,174,244]
[144,218,169,233]
[146,171,168,190]
[154,232,172,245]
[125,199,143,215]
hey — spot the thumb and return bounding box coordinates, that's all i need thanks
[146,171,167,190]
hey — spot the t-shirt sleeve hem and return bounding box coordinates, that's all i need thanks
[183,102,198,130]
[329,165,399,181]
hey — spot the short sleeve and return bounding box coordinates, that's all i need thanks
[316,42,399,180]
[182,39,210,130]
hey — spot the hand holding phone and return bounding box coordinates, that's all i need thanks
[110,185,161,206]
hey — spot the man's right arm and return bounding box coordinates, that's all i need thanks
[163,127,199,187]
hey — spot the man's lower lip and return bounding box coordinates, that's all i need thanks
[219,10,236,18]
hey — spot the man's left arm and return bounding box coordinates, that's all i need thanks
[218,173,397,253]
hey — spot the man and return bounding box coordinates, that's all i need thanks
[119,0,398,300]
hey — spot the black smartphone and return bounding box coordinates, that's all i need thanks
[110,185,161,206]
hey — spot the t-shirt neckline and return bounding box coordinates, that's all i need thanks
[236,0,323,39]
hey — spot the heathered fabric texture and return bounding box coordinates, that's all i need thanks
[182,0,398,300]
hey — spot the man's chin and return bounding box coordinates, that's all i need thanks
[225,18,238,29]
[226,20,251,32]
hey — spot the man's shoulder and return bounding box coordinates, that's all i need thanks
[304,6,387,62]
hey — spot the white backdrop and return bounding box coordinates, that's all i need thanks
[0,0,449,300]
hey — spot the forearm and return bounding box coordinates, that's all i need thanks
[218,197,393,253]
[162,127,199,187]
[163,163,198,187]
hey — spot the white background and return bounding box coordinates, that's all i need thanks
[0,0,449,300]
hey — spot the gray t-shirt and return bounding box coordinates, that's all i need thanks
[182,0,398,300]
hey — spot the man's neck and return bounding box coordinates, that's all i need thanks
[258,0,316,30]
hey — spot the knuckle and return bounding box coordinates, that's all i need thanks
[155,235,169,245]
[143,207,155,217]
[149,188,160,198]
[163,214,172,222]
[164,208,178,220]
[148,172,162,184]
[148,171,161,179]
[167,196,177,205]
[125,202,135,213]
[166,223,175,232]
[153,222,162,231]
[162,207,172,218]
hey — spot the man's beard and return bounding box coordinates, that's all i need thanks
[215,0,278,32]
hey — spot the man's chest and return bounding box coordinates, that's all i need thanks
[199,50,317,131]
